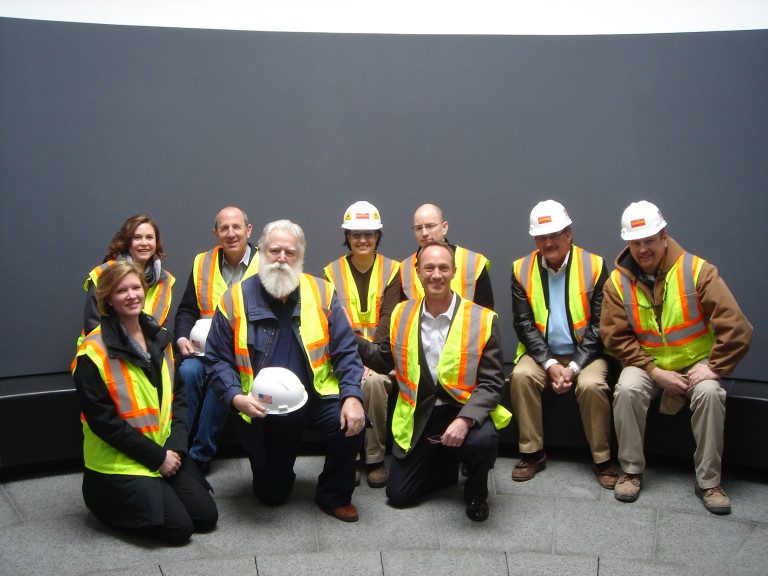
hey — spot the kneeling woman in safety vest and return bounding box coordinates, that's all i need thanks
[72,261,217,544]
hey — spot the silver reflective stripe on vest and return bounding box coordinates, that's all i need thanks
[572,250,596,341]
[99,340,172,430]
[401,255,418,299]
[393,299,419,405]
[453,303,485,393]
[516,253,535,295]
[222,288,253,376]
[197,248,218,318]
[461,250,479,301]
[305,278,332,367]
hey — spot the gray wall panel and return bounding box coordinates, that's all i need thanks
[1,19,765,381]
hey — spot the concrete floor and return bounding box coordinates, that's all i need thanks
[1,450,766,576]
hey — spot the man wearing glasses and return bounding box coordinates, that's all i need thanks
[356,241,511,522]
[509,200,616,489]
[174,206,259,474]
[323,201,402,489]
[401,203,494,310]
[601,200,752,513]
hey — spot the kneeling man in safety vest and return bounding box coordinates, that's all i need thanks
[204,219,366,522]
[601,201,752,514]
[357,240,511,522]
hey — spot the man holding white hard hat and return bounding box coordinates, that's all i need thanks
[173,206,259,474]
[205,219,366,522]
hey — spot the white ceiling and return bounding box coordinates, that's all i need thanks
[1,0,767,35]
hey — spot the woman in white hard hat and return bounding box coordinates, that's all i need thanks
[72,261,218,544]
[78,215,175,346]
[324,201,403,488]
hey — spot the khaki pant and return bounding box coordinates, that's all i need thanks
[510,354,611,463]
[361,370,393,464]
[613,363,725,488]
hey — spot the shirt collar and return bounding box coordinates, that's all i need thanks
[421,291,457,321]
[541,248,570,275]
[222,244,251,269]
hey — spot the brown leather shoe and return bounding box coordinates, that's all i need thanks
[318,502,359,522]
[512,453,547,482]
[592,461,619,490]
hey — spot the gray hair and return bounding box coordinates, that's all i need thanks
[258,219,306,262]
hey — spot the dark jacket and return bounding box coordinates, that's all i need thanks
[204,274,365,411]
[357,294,505,458]
[511,245,607,368]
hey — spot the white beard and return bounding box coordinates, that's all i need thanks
[260,261,302,299]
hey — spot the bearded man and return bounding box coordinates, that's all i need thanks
[204,219,366,522]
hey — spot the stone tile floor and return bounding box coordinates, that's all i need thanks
[1,450,766,575]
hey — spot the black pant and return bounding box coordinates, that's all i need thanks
[386,405,498,508]
[146,458,218,545]
[236,395,364,508]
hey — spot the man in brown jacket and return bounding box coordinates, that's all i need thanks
[601,201,753,514]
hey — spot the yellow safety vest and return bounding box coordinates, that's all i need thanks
[512,246,604,361]
[78,260,175,346]
[193,246,260,317]
[72,328,174,476]
[217,274,340,422]
[323,253,399,341]
[401,246,490,301]
[389,298,512,452]
[609,252,715,371]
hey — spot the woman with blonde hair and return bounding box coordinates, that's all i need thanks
[73,261,217,544]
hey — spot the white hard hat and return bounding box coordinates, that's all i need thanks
[620,200,668,240]
[189,318,213,356]
[528,200,573,236]
[249,367,308,415]
[341,201,383,230]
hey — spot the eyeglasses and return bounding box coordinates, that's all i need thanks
[534,229,568,242]
[347,231,377,240]
[412,222,442,233]
[427,435,443,445]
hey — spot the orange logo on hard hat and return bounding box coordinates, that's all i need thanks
[630,218,646,228]
[344,213,351,221]
[538,216,552,225]
[356,213,370,219]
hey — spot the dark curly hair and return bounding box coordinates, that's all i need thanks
[104,214,166,263]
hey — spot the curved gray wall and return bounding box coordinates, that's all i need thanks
[1,18,765,382]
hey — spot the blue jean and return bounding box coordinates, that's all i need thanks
[179,357,231,463]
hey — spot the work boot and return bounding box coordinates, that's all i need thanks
[695,484,731,515]
[614,473,642,502]
[367,462,388,488]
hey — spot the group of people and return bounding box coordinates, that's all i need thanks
[71,198,752,544]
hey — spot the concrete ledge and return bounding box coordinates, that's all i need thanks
[1,371,767,471]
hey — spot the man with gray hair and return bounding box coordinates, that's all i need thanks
[205,220,366,522]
